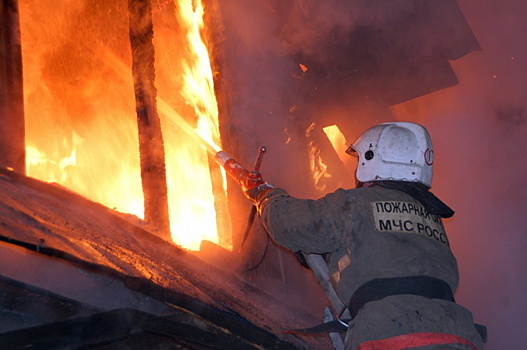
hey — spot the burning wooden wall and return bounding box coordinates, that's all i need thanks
[15,0,234,250]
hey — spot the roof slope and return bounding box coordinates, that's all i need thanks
[0,168,331,349]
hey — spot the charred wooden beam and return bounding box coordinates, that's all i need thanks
[0,0,25,174]
[127,0,170,240]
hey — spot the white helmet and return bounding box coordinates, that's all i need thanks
[346,122,434,187]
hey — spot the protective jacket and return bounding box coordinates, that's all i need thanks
[256,183,484,350]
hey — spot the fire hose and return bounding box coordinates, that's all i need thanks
[214,147,268,254]
[214,147,347,348]
[214,146,267,195]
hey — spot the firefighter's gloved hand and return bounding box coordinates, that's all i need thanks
[244,182,274,203]
[241,171,273,202]
[242,171,265,192]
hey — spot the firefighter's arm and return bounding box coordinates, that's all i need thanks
[256,188,342,254]
[213,149,340,253]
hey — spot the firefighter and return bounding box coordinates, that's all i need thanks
[245,122,485,350]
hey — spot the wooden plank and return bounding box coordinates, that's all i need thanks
[0,0,25,174]
[127,0,170,239]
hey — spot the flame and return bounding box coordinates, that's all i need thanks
[322,124,348,163]
[305,122,332,192]
[20,0,230,251]
[162,0,230,250]
[323,124,357,177]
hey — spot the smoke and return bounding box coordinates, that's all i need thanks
[410,1,527,348]
[277,0,419,61]
[217,0,526,348]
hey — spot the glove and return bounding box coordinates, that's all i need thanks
[244,182,274,202]
[241,171,265,191]
[240,171,272,201]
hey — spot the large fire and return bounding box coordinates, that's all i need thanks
[19,0,229,251]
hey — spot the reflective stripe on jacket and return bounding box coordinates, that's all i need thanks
[356,332,478,350]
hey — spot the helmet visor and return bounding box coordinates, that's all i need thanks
[345,145,359,158]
